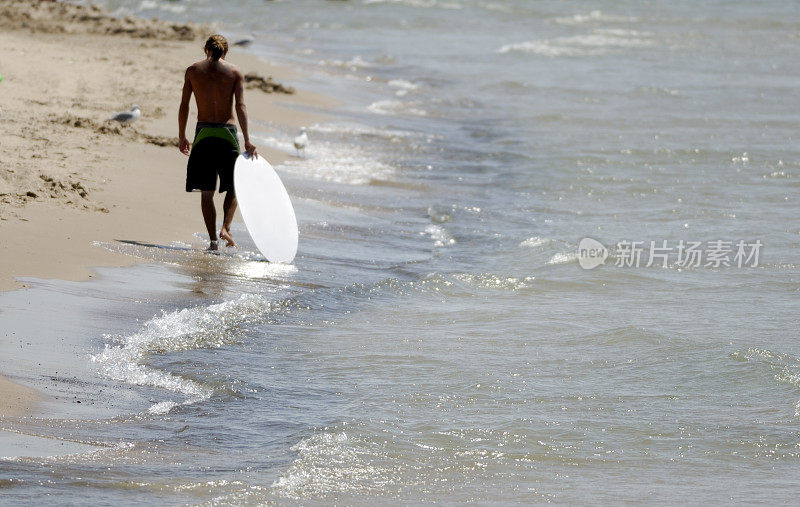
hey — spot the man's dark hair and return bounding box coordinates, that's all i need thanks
[205,34,228,61]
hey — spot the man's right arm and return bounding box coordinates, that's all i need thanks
[178,67,193,156]
[234,69,257,157]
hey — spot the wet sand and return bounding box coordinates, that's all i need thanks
[0,376,44,419]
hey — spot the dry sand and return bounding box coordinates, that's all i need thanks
[0,0,332,417]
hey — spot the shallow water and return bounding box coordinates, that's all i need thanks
[2,0,800,503]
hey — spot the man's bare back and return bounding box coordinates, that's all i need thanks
[187,59,238,125]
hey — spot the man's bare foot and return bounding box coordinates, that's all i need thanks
[220,227,237,248]
[207,239,219,251]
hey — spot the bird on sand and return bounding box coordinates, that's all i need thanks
[293,127,308,157]
[109,105,141,124]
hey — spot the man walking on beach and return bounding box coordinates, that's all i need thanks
[178,34,257,251]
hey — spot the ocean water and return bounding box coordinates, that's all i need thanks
[2,0,800,503]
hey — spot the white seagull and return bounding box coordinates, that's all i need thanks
[293,127,308,157]
[109,105,141,124]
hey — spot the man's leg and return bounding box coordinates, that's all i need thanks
[201,190,219,250]
[220,191,238,247]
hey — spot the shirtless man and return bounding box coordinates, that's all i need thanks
[179,34,257,251]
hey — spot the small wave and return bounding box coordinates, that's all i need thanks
[271,425,551,500]
[92,294,276,412]
[173,480,247,494]
[147,401,178,415]
[452,273,535,291]
[763,168,797,179]
[406,272,537,295]
[498,40,586,57]
[520,236,552,248]
[271,430,391,498]
[388,79,419,90]
[388,79,419,97]
[596,28,651,37]
[553,10,638,26]
[546,252,579,265]
[499,31,653,57]
[367,99,428,117]
[310,122,429,141]
[137,0,187,14]
[362,0,462,10]
[318,55,372,70]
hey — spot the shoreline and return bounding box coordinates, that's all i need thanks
[0,1,333,422]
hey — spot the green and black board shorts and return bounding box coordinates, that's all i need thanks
[185,122,241,193]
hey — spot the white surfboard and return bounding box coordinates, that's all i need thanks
[233,154,298,263]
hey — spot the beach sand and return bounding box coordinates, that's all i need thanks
[0,375,44,418]
[0,1,330,420]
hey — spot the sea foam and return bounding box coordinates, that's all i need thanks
[92,294,274,412]
[499,30,653,57]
